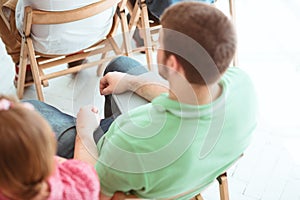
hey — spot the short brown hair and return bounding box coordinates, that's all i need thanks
[160,2,236,85]
[0,95,56,199]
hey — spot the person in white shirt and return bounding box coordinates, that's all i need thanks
[0,0,116,84]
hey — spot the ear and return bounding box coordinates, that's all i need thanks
[166,55,185,75]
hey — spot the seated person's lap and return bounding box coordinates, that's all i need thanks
[25,56,148,158]
[24,100,76,158]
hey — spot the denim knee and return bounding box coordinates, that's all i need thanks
[104,56,148,76]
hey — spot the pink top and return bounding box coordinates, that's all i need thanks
[0,158,100,200]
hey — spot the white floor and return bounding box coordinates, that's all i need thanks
[1,0,300,199]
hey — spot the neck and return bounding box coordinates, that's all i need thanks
[168,79,222,105]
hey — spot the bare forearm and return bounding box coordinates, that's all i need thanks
[74,135,98,165]
[128,74,169,101]
[75,105,100,165]
[100,72,169,101]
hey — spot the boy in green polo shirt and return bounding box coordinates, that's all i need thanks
[82,2,257,199]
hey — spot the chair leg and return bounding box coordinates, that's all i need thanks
[229,0,236,24]
[119,3,132,57]
[194,194,205,200]
[109,37,123,55]
[27,38,45,101]
[140,0,153,71]
[217,173,229,200]
[96,37,122,77]
[128,0,141,36]
[97,52,107,77]
[17,39,28,99]
[228,0,238,66]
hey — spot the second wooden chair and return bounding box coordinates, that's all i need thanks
[16,0,131,101]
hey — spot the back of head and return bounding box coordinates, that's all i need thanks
[0,96,56,199]
[160,2,236,85]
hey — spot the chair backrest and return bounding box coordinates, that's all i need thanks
[22,0,121,36]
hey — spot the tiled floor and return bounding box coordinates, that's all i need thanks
[1,0,300,199]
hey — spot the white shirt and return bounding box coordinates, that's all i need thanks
[16,0,116,55]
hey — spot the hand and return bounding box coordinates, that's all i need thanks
[100,72,132,95]
[75,105,100,162]
[76,105,100,133]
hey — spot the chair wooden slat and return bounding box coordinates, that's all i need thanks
[30,0,120,25]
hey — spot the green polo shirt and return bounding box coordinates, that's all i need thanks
[95,67,257,199]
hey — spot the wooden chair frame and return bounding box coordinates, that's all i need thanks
[16,0,130,101]
[125,0,237,71]
[194,172,229,200]
[124,0,159,71]
[194,153,243,200]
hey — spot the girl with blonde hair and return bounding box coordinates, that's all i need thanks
[0,95,100,200]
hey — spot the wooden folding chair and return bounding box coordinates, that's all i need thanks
[125,0,238,71]
[123,0,160,71]
[16,0,130,101]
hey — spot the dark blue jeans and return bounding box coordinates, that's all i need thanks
[129,0,215,21]
[26,56,147,158]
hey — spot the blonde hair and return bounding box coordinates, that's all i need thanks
[0,95,56,199]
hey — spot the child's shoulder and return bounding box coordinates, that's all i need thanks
[47,157,100,199]
[55,157,98,182]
